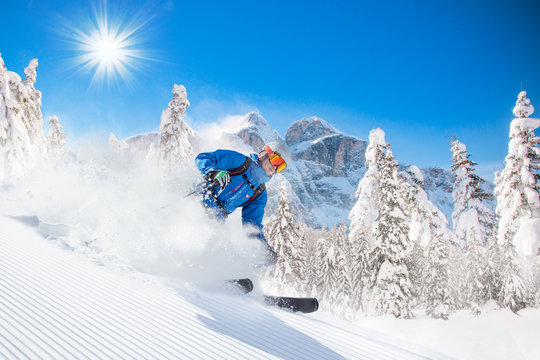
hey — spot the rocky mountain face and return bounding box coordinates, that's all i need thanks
[280,117,368,226]
[286,117,367,178]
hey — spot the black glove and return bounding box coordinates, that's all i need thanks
[206,170,231,188]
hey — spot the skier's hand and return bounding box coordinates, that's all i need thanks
[207,170,231,188]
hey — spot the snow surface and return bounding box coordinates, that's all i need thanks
[361,306,540,360]
[1,215,447,359]
[2,214,540,359]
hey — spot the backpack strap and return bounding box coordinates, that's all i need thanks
[242,182,266,205]
[229,156,252,176]
[228,156,266,206]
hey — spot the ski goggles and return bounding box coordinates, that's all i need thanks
[264,145,287,173]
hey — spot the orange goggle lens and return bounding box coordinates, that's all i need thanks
[264,145,287,173]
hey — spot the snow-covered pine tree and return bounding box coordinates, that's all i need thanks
[493,90,539,312]
[450,139,496,248]
[407,239,425,308]
[369,145,413,319]
[302,224,324,298]
[464,228,485,315]
[401,165,454,316]
[317,221,355,318]
[21,59,47,159]
[0,54,47,180]
[295,226,309,296]
[316,228,339,312]
[332,220,356,320]
[484,237,502,303]
[310,226,332,305]
[348,128,387,313]
[158,84,194,168]
[424,224,453,319]
[498,237,528,312]
[263,181,307,296]
[495,91,540,264]
[400,168,426,308]
[531,257,540,307]
[46,115,66,155]
[450,139,497,313]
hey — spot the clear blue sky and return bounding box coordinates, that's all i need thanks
[1,0,539,179]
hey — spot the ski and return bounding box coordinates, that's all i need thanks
[227,278,319,313]
[264,295,319,313]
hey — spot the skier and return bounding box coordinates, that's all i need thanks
[195,142,292,266]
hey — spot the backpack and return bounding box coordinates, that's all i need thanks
[228,156,266,205]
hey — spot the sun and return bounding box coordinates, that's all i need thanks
[93,36,121,64]
[64,2,153,86]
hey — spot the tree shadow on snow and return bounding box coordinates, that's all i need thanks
[181,289,346,360]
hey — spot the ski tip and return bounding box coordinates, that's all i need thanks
[312,298,319,312]
[228,278,253,294]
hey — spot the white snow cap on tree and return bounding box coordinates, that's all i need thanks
[406,165,424,185]
[170,84,190,113]
[0,54,48,180]
[158,84,195,167]
[22,58,47,158]
[365,128,386,168]
[23,59,39,86]
[513,91,534,118]
[46,115,66,155]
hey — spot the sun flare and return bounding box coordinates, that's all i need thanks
[65,3,153,86]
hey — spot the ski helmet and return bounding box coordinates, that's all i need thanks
[261,142,292,173]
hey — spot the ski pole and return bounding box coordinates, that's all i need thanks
[185,180,228,217]
[185,180,219,197]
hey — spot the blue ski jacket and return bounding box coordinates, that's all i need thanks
[195,149,270,243]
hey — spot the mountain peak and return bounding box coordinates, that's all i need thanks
[233,111,283,151]
[285,117,340,146]
[242,111,270,129]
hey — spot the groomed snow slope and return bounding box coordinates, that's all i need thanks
[0,216,446,360]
